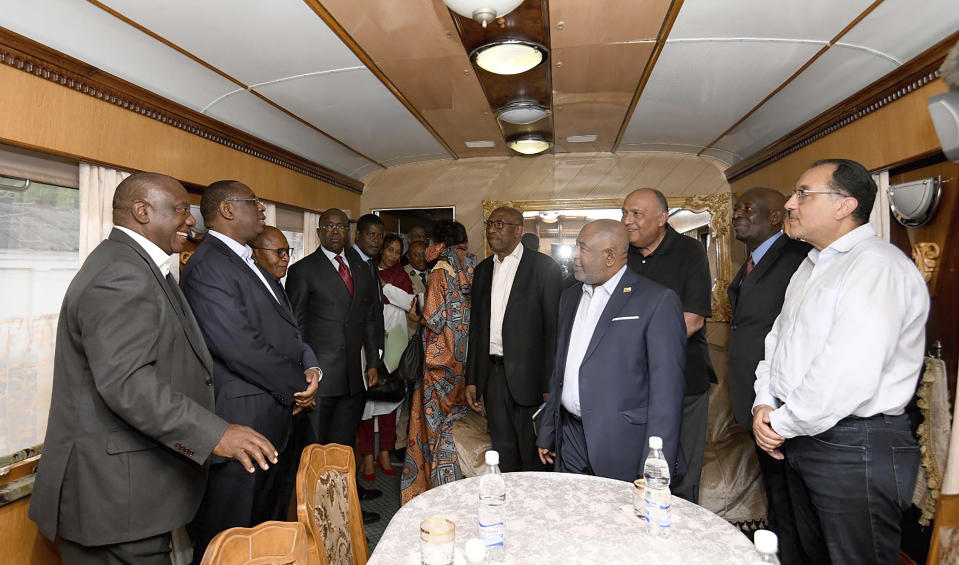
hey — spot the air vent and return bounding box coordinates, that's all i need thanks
[566,135,598,143]
[465,140,496,148]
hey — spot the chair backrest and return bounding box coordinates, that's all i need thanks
[295,443,369,565]
[199,520,310,565]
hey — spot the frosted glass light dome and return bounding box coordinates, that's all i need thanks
[508,135,550,155]
[443,0,524,27]
[498,101,549,125]
[471,39,548,75]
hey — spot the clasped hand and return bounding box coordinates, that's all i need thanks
[752,404,785,460]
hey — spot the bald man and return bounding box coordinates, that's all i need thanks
[30,173,276,564]
[251,226,293,281]
[536,220,687,481]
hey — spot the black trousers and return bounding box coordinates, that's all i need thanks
[671,391,708,503]
[784,414,920,565]
[58,532,171,565]
[311,391,366,446]
[484,362,548,472]
[755,445,806,565]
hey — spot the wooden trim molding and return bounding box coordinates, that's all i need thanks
[0,26,365,194]
[725,29,959,184]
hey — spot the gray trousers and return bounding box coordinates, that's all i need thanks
[671,390,709,503]
[58,532,172,565]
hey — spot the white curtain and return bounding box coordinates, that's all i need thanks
[79,162,130,262]
[263,201,277,226]
[869,170,891,242]
[303,211,320,255]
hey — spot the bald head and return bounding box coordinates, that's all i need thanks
[574,219,629,285]
[112,172,195,254]
[621,188,669,253]
[733,186,788,249]
[251,225,291,280]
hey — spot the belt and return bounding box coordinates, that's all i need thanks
[489,355,505,366]
[562,407,582,423]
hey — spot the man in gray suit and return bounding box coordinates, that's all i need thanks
[29,173,278,564]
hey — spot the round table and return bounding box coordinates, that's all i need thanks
[368,472,759,564]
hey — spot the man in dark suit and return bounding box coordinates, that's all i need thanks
[536,220,687,481]
[251,225,293,281]
[30,173,277,565]
[466,206,562,472]
[286,208,380,447]
[180,181,319,560]
[727,187,810,564]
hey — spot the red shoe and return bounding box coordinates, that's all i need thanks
[379,461,397,477]
[362,470,376,482]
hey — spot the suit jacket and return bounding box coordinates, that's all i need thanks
[180,234,318,454]
[465,248,562,406]
[726,235,811,428]
[286,246,379,403]
[537,268,687,481]
[29,229,227,546]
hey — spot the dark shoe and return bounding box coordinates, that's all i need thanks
[362,510,380,524]
[357,485,382,501]
[390,448,406,465]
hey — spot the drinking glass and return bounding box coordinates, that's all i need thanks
[420,517,455,565]
[632,478,646,520]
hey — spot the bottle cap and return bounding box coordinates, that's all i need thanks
[464,538,486,563]
[648,436,663,450]
[485,450,500,466]
[754,530,778,554]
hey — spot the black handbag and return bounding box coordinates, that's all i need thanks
[365,370,406,402]
[397,327,425,384]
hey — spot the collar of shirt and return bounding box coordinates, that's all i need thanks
[644,224,679,259]
[114,225,172,276]
[321,244,348,269]
[750,231,784,265]
[808,223,876,265]
[582,264,628,299]
[353,243,372,263]
[208,230,254,262]
[492,240,524,266]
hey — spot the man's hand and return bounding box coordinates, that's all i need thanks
[537,446,555,465]
[465,385,483,413]
[213,424,278,473]
[294,368,320,409]
[367,367,378,387]
[752,405,785,460]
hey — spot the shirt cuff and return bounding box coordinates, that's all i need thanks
[767,408,798,440]
[751,390,780,415]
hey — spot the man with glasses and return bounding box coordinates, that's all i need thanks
[251,225,293,281]
[466,206,562,472]
[752,159,928,564]
[181,181,320,560]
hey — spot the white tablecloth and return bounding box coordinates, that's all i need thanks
[369,472,759,564]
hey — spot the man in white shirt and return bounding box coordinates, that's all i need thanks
[753,159,928,564]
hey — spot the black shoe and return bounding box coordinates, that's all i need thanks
[357,485,382,501]
[362,510,380,524]
[390,448,406,465]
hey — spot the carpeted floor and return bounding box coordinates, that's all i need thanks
[357,447,403,551]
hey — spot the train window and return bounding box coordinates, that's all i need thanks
[0,178,79,456]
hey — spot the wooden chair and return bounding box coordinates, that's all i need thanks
[199,520,310,564]
[295,444,369,565]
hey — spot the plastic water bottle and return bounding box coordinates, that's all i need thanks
[478,450,506,562]
[749,530,781,564]
[464,538,487,565]
[643,436,671,537]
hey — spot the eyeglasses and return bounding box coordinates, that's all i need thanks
[253,247,292,259]
[484,219,522,230]
[790,189,845,202]
[225,197,263,207]
[319,223,349,231]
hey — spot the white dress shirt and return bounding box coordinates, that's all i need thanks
[114,226,172,276]
[561,265,628,417]
[208,230,278,302]
[489,242,524,355]
[753,223,929,438]
[320,244,350,274]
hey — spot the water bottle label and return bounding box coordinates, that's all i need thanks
[479,522,504,546]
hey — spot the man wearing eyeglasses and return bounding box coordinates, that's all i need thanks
[251,225,293,281]
[181,181,320,560]
[466,206,562,472]
[752,159,928,564]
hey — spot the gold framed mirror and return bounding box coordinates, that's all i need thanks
[483,195,733,321]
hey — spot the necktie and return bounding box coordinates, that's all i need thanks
[369,259,384,303]
[336,255,354,296]
[742,256,755,281]
[419,271,427,288]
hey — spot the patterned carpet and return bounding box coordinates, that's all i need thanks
[358,446,403,551]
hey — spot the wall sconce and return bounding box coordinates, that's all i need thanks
[888,176,942,227]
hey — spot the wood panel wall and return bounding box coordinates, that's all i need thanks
[0,63,359,213]
[360,152,731,255]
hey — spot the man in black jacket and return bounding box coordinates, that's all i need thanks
[727,187,810,565]
[466,206,562,472]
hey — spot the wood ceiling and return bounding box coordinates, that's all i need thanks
[0,0,956,187]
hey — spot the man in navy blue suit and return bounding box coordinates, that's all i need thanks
[536,220,686,481]
[181,180,319,561]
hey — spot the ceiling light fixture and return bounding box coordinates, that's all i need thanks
[471,38,548,75]
[497,100,550,125]
[465,140,496,148]
[442,0,523,28]
[507,134,550,155]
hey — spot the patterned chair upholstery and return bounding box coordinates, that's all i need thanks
[199,521,310,565]
[296,444,369,565]
[451,410,493,478]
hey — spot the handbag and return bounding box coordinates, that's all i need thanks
[397,327,425,384]
[365,370,406,402]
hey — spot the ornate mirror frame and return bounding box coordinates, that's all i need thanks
[483,195,733,321]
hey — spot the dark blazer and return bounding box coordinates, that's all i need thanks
[726,234,811,428]
[180,234,319,453]
[285,246,379,401]
[466,248,562,406]
[29,229,227,546]
[537,268,687,481]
